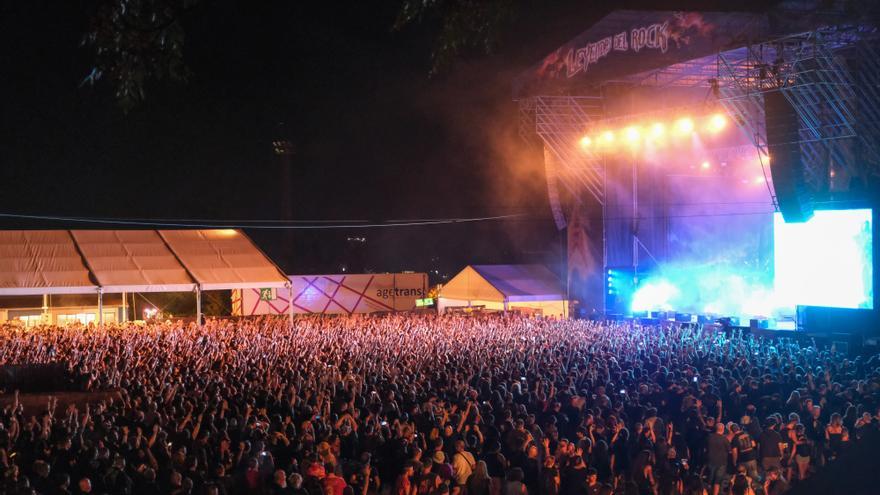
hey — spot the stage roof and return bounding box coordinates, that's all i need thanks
[515,10,769,96]
[0,229,288,296]
[440,264,564,303]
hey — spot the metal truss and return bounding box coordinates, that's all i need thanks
[520,25,880,231]
[519,96,606,215]
[621,27,880,192]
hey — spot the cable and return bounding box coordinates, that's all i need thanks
[0,212,528,229]
[0,209,782,229]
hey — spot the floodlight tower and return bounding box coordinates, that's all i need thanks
[273,123,295,267]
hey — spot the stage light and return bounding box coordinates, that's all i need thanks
[674,117,695,135]
[701,161,711,170]
[648,122,665,139]
[707,113,727,133]
[600,130,615,144]
[578,135,592,149]
[623,126,641,144]
[754,176,766,184]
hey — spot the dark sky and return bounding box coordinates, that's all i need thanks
[0,0,773,278]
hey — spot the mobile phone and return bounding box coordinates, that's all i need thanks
[619,389,626,394]
[693,376,698,383]
[380,420,388,426]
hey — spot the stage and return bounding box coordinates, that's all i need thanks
[515,8,879,335]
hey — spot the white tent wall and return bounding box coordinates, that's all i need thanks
[507,300,568,317]
[234,273,429,316]
[436,298,567,317]
[437,298,506,313]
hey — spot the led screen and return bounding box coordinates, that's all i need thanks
[774,209,873,309]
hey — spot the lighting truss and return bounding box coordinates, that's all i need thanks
[521,25,880,225]
[518,96,606,223]
[622,27,880,192]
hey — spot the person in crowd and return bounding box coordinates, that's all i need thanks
[0,314,875,495]
[705,423,730,495]
[466,461,491,495]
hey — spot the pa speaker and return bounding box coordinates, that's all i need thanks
[764,91,814,222]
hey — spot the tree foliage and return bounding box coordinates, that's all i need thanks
[79,0,516,109]
[395,0,515,76]
[81,0,196,111]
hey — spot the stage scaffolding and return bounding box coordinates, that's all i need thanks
[518,25,880,313]
[520,26,880,224]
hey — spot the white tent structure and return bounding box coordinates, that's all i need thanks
[0,229,289,325]
[438,264,568,317]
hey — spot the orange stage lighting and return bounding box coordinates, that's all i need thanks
[579,136,592,149]
[674,117,695,135]
[600,130,615,145]
[648,122,665,139]
[623,126,641,144]
[707,113,727,133]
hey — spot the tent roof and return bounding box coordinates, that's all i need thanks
[439,266,505,302]
[158,229,289,290]
[0,231,97,295]
[0,229,288,295]
[440,264,564,303]
[70,230,196,293]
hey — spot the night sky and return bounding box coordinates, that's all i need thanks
[0,1,772,280]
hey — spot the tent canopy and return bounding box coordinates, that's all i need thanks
[158,229,289,290]
[70,230,196,293]
[0,231,97,295]
[0,229,288,296]
[440,264,564,303]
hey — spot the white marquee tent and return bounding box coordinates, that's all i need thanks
[0,229,288,324]
[438,264,568,317]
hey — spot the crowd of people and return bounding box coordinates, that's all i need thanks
[0,314,877,495]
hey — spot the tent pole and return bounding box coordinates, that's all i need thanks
[288,284,294,329]
[42,294,49,325]
[195,286,202,328]
[98,289,104,326]
[122,291,128,323]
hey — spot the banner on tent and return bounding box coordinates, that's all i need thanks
[232,273,429,316]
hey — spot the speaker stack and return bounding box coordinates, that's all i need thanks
[764,91,814,222]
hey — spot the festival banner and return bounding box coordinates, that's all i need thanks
[515,11,768,95]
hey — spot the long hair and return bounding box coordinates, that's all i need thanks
[472,461,490,480]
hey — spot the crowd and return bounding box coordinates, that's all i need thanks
[0,314,877,495]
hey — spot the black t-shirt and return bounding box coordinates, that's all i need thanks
[758,429,782,458]
[561,466,588,495]
[734,432,757,462]
[706,433,730,467]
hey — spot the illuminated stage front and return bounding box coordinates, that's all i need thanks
[515,8,880,327]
